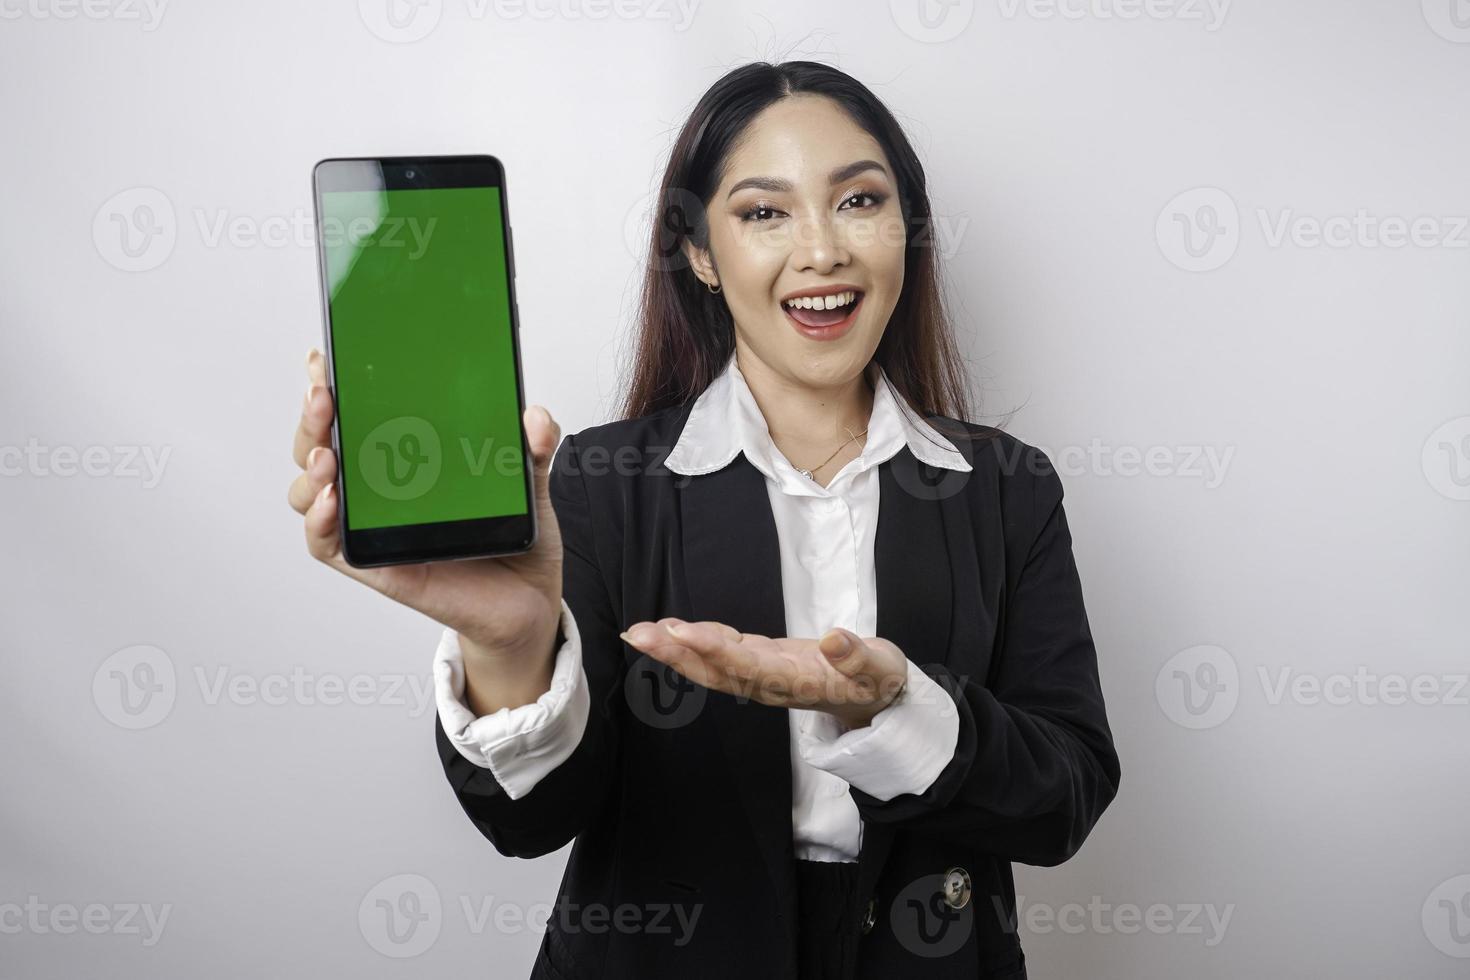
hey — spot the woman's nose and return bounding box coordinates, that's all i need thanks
[790,213,850,271]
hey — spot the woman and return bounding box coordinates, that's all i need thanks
[288,61,1120,980]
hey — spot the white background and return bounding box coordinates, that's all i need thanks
[2,1,1468,977]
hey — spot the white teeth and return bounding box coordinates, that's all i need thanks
[784,290,856,310]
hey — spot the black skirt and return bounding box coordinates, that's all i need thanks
[794,858,861,980]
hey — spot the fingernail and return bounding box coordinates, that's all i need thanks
[826,632,851,658]
[308,447,322,468]
[665,623,686,639]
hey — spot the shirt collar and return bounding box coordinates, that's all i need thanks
[664,353,972,485]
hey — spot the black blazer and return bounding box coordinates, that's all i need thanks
[435,397,1121,980]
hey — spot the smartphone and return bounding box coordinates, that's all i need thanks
[311,155,534,567]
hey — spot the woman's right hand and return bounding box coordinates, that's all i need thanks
[287,348,565,670]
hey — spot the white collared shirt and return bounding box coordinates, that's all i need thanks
[435,353,967,863]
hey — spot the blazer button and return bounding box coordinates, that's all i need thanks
[859,898,876,935]
[941,867,972,910]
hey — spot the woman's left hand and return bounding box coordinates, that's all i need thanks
[619,619,909,730]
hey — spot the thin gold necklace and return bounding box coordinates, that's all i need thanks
[795,425,868,481]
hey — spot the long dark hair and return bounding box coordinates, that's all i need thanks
[618,60,982,444]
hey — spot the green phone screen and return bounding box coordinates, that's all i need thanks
[321,185,526,531]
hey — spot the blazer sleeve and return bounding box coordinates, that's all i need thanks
[434,431,627,859]
[848,449,1122,867]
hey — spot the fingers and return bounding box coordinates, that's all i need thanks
[818,627,868,677]
[819,630,909,721]
[625,619,757,688]
[623,619,733,692]
[306,345,327,388]
[293,349,334,470]
[524,404,561,514]
[303,477,345,565]
[287,445,337,514]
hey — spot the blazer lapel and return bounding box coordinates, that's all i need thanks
[857,443,967,907]
[678,451,799,952]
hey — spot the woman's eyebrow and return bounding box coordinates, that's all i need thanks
[725,159,890,199]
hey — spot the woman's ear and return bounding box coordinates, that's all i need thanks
[682,240,719,290]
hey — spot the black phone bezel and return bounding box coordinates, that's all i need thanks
[310,154,534,568]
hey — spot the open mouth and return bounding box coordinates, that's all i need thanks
[782,289,864,333]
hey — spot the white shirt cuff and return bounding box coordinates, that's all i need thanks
[796,659,960,802]
[432,597,590,801]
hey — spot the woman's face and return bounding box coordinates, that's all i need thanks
[688,94,908,388]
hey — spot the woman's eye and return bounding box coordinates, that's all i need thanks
[840,190,886,211]
[741,204,782,222]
